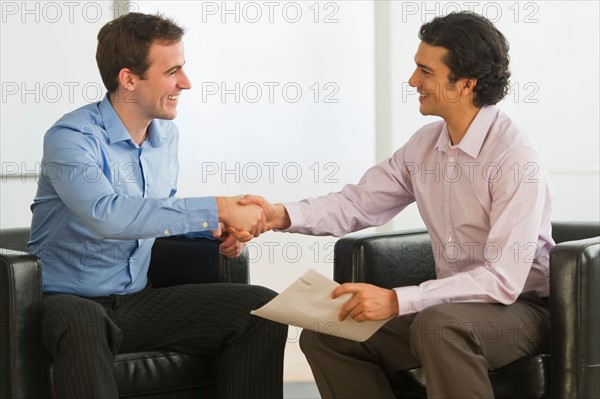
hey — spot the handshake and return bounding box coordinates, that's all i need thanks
[215,195,291,242]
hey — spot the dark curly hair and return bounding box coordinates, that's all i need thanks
[96,13,185,93]
[419,11,511,107]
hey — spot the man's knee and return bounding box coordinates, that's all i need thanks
[299,329,319,355]
[238,285,288,341]
[300,329,352,357]
[251,284,278,302]
[236,284,278,310]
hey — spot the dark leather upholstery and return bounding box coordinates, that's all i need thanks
[334,221,600,399]
[0,228,250,398]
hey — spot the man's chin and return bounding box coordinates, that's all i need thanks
[159,111,178,120]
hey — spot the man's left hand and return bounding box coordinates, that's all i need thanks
[333,283,399,322]
[213,223,245,258]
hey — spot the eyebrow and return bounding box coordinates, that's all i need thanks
[415,62,434,73]
[165,61,186,74]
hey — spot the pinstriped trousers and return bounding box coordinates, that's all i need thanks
[300,293,550,398]
[42,283,288,399]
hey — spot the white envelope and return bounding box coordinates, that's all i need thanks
[251,268,391,342]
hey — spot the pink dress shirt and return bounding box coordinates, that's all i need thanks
[284,105,554,315]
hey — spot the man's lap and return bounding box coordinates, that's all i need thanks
[43,283,278,355]
[301,296,550,372]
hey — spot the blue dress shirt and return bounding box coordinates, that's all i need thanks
[28,95,219,296]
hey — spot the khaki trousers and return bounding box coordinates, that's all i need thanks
[300,293,550,398]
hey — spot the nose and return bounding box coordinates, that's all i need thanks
[408,69,419,88]
[179,68,192,90]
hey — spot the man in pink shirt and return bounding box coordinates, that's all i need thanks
[240,11,553,398]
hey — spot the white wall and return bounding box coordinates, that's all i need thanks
[1,1,119,227]
[1,0,599,382]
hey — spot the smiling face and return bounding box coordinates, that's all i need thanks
[128,40,192,123]
[408,41,470,119]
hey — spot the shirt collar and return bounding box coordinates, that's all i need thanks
[435,105,498,159]
[99,94,131,144]
[98,94,164,148]
[146,120,164,148]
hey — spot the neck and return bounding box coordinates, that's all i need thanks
[109,92,149,146]
[444,105,480,145]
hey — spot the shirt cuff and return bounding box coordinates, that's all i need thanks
[394,285,423,315]
[185,196,219,231]
[278,202,305,232]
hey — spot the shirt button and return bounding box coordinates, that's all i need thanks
[448,236,452,242]
[449,157,455,163]
[202,222,209,228]
[163,229,170,236]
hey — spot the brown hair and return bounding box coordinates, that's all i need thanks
[96,12,185,92]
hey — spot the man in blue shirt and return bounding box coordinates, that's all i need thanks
[28,12,287,398]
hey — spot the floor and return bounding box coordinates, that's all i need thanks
[284,381,321,399]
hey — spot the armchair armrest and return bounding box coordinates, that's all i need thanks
[549,236,600,399]
[148,237,250,287]
[0,249,45,399]
[334,229,435,288]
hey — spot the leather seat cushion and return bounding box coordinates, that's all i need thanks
[47,351,218,398]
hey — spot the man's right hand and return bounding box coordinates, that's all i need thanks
[215,196,268,242]
[238,195,291,231]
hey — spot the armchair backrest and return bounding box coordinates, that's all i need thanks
[551,221,600,244]
[334,229,435,289]
[0,227,30,252]
[333,221,600,290]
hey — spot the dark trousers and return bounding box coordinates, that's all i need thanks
[42,283,288,399]
[300,293,550,398]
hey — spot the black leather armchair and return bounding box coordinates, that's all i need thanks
[334,221,600,399]
[0,228,249,399]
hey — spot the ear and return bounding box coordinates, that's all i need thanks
[117,68,136,92]
[461,78,477,96]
